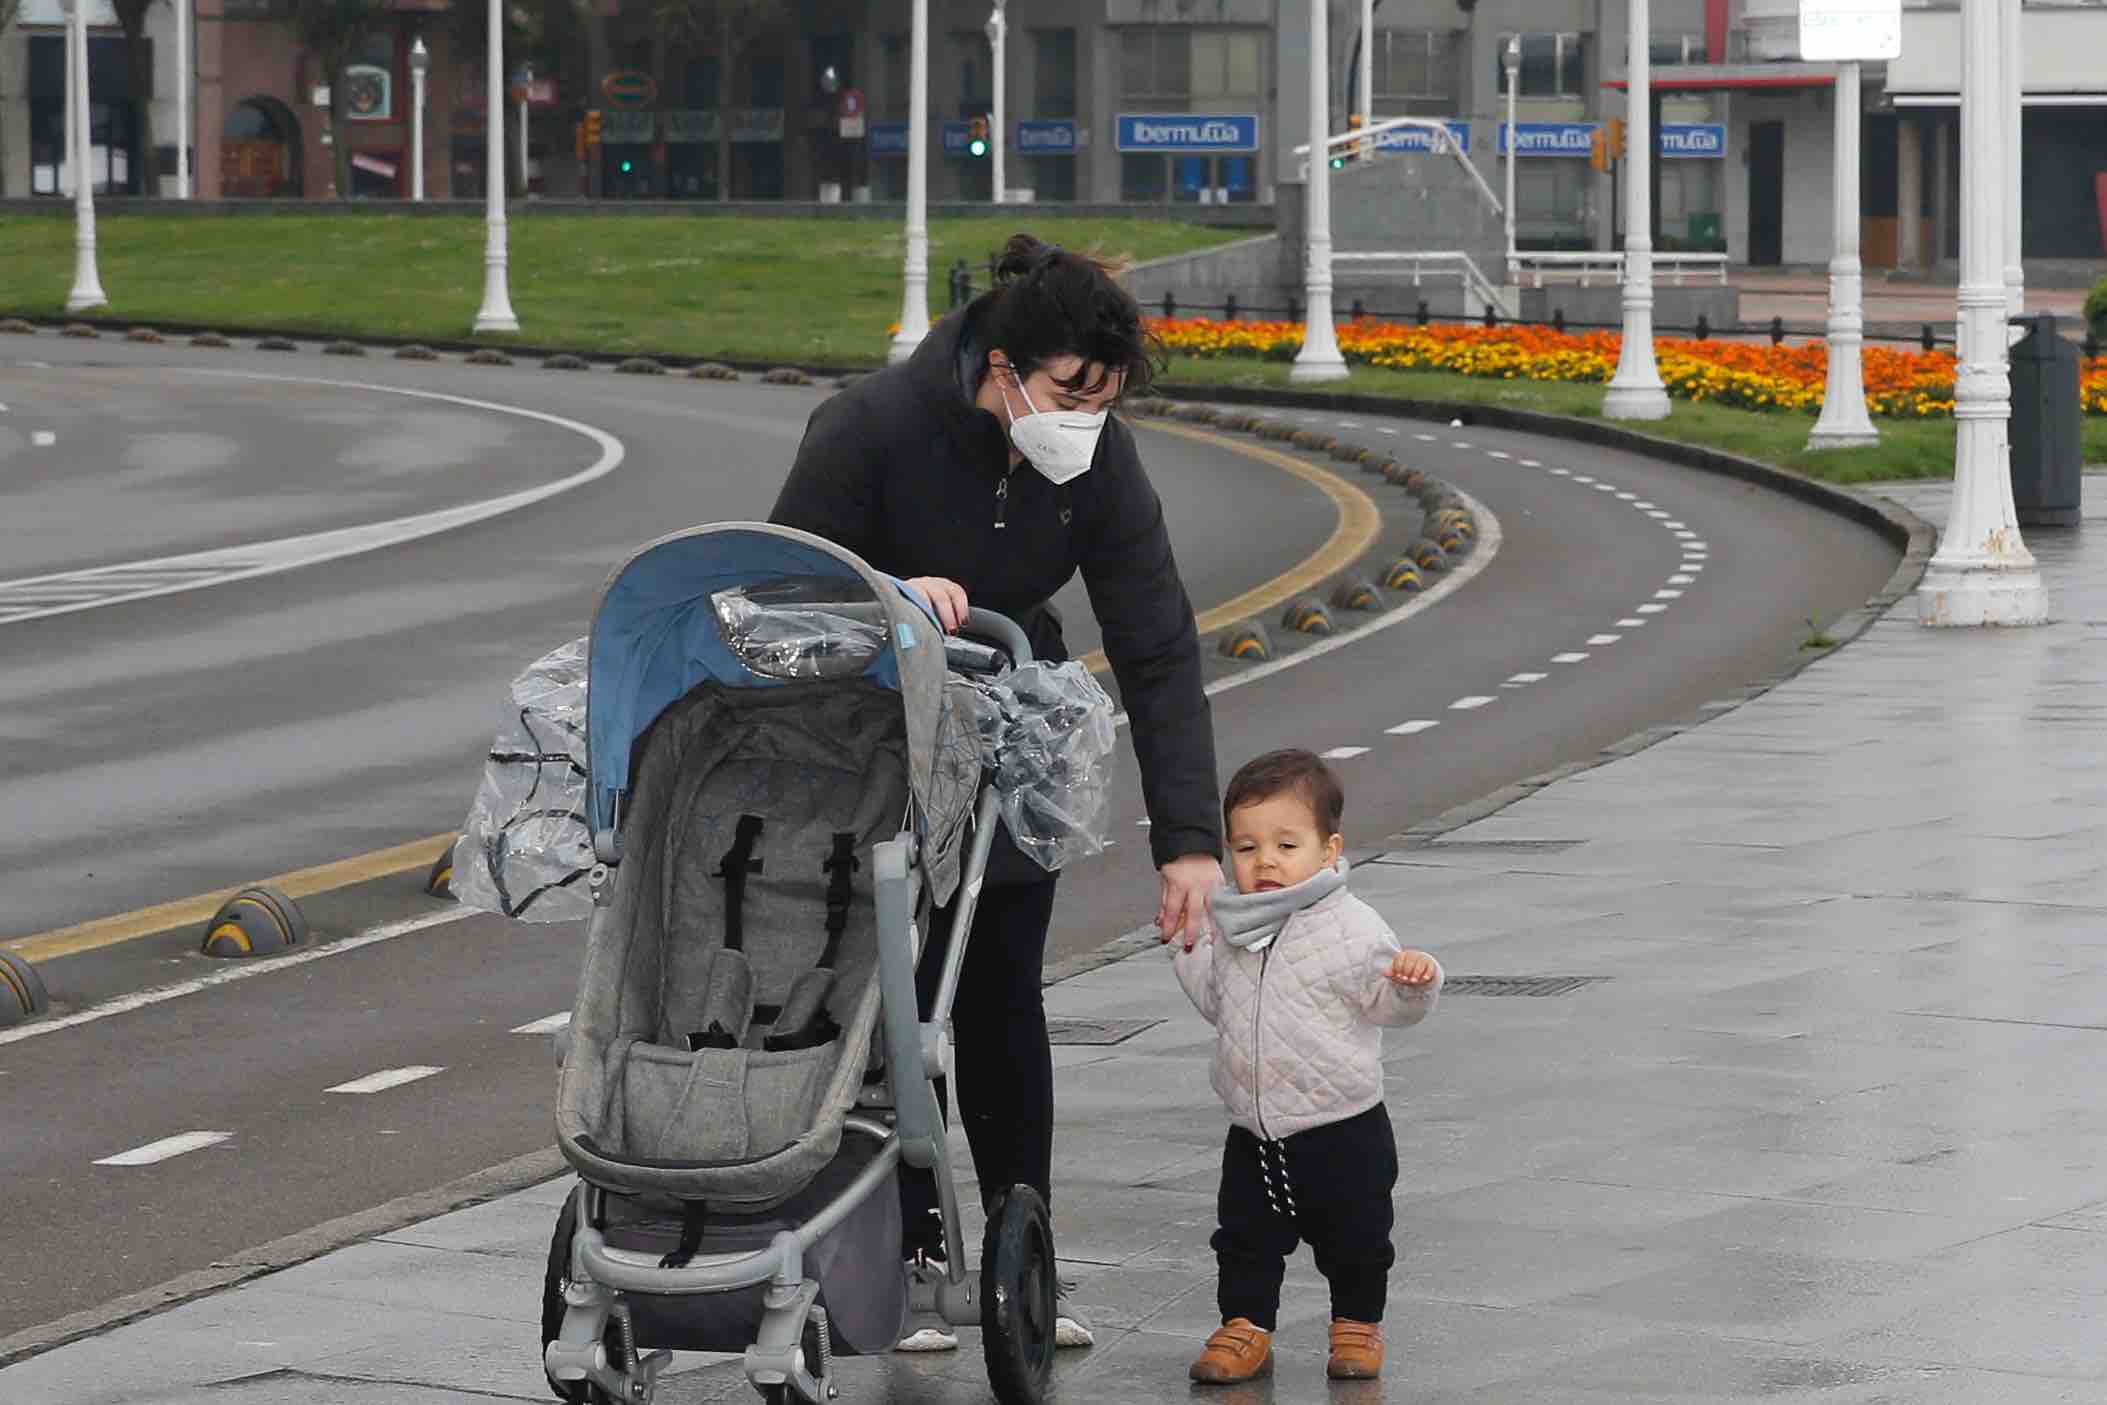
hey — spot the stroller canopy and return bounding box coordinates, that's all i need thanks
[585,524,957,865]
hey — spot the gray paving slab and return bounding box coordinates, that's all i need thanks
[13,475,2107,1401]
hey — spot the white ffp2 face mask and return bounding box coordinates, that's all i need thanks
[997,370,1108,485]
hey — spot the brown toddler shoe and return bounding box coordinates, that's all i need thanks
[1189,1318,1273,1384]
[1326,1319,1384,1380]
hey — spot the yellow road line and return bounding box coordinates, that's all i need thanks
[1076,419,1383,672]
[8,421,1380,966]
[3,833,457,964]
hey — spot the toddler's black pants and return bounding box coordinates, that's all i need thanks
[1213,1103,1398,1331]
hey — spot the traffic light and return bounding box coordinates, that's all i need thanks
[583,109,604,148]
[1346,111,1363,164]
[1606,116,1627,160]
[1589,126,1609,172]
[967,114,989,158]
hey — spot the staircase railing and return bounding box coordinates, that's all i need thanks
[1290,117,1504,221]
[1330,250,1519,322]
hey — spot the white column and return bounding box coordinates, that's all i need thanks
[1604,0,1668,419]
[1358,0,1373,135]
[2001,0,2023,323]
[1808,62,1878,449]
[472,0,518,332]
[66,0,107,313]
[176,0,191,197]
[410,42,427,202]
[989,2,1006,204]
[1291,0,1347,383]
[1896,117,1922,268]
[518,91,530,195]
[889,0,930,363]
[1504,36,1519,277]
[1918,0,2046,628]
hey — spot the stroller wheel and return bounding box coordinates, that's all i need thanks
[980,1185,1057,1405]
[541,1196,618,1404]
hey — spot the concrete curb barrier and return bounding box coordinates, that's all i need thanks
[200,887,308,959]
[0,950,47,1026]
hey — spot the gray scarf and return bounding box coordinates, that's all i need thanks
[1213,860,1350,953]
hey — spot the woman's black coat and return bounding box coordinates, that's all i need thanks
[769,307,1222,873]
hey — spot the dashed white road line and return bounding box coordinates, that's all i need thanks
[1664,520,1687,529]
[1414,433,1438,442]
[1587,634,1622,645]
[1592,483,1616,492]
[1450,696,1497,711]
[1551,652,1590,664]
[1669,574,1697,585]
[327,1065,444,1095]
[1616,492,1636,501]
[1486,450,1511,460]
[511,1012,571,1036]
[30,430,55,447]
[1504,672,1548,686]
[1684,539,1708,549]
[1519,459,1541,468]
[1384,720,1440,736]
[95,1131,232,1167]
[1647,510,1671,519]
[1378,427,1399,436]
[1550,468,1571,476]
[1450,440,1473,449]
[1637,603,1669,614]
[1320,746,1371,760]
[1617,617,1648,628]
[1634,500,1656,509]
[1571,475,1595,484]
[1654,589,1684,600]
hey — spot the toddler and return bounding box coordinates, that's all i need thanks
[1169,748,1441,1384]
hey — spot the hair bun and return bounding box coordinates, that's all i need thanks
[993,233,1055,285]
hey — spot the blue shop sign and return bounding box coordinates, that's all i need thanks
[1016,119,1078,155]
[1116,113,1260,154]
[1370,120,1471,155]
[1660,123,1726,158]
[939,121,973,156]
[1499,122,1598,157]
[870,121,907,157]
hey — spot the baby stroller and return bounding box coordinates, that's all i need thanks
[541,524,1060,1405]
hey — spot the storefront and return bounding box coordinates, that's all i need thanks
[1115,112,1260,205]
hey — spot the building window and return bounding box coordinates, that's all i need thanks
[1034,28,1076,118]
[1121,27,1263,110]
[1498,33,1586,99]
[1649,34,1705,68]
[748,54,785,108]
[948,30,988,116]
[343,30,396,123]
[879,34,907,120]
[809,34,852,105]
[1373,29,1456,105]
[684,57,719,110]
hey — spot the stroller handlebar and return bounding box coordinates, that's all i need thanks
[953,608,1034,670]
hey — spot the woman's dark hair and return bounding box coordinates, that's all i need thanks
[1223,748,1346,838]
[976,233,1162,399]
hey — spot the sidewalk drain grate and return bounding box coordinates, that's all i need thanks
[1445,976,1611,998]
[1047,1017,1164,1045]
[1419,840,1584,853]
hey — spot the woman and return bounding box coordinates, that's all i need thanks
[770,233,1222,1349]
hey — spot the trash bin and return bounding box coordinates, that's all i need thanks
[2008,312,2084,527]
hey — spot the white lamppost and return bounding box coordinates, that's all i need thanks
[1808,60,1879,448]
[517,63,531,195]
[986,1,1005,204]
[889,0,930,362]
[2001,0,2023,326]
[176,0,190,196]
[1358,0,1373,135]
[1604,0,1668,418]
[1503,34,1519,277]
[65,0,107,312]
[473,0,518,332]
[1917,0,2046,628]
[1291,0,1347,383]
[409,38,429,202]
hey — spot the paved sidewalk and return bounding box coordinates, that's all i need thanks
[11,477,2107,1403]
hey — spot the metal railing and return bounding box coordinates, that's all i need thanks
[1331,250,1518,322]
[1290,117,1505,221]
[1509,251,1732,288]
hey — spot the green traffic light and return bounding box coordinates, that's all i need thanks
[620,159,634,173]
[969,138,988,158]
[1329,155,1346,169]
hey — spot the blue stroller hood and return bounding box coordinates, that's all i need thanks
[585,523,958,867]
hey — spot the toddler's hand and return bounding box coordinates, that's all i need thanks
[1385,949,1439,987]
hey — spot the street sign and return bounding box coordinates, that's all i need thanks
[1499,122,1599,157]
[1370,120,1471,155]
[1660,123,1726,158]
[1798,0,1902,61]
[1017,119,1078,155]
[838,88,865,140]
[1115,113,1259,154]
[664,110,719,144]
[870,121,908,157]
[600,70,657,110]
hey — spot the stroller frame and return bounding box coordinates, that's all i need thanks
[544,595,1053,1405]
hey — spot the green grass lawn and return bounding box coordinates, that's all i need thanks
[0,212,1238,366]
[1159,358,2107,485]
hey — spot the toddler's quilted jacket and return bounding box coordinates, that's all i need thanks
[1171,885,1441,1139]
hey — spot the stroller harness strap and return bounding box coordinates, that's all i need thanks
[687,816,767,1052]
[658,1198,710,1269]
[716,814,767,955]
[761,833,859,1054]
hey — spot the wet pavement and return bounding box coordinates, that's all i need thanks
[11,474,2107,1403]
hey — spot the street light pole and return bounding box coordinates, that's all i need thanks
[65,0,106,312]
[517,64,531,197]
[176,0,190,196]
[472,0,518,332]
[1503,35,1519,279]
[1603,0,1669,419]
[1291,0,1347,382]
[987,2,1005,205]
[889,0,930,363]
[1917,0,2045,628]
[409,38,428,202]
[1358,0,1373,136]
[1808,61,1878,449]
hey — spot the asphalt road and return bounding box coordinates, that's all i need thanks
[0,339,1899,1344]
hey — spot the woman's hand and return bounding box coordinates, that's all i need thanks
[904,576,970,633]
[1156,853,1223,952]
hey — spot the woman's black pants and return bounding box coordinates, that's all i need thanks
[1212,1104,1398,1330]
[898,878,1059,1256]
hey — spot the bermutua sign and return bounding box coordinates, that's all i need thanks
[1115,114,1260,154]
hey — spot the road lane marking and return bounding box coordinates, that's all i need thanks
[1669,574,1697,585]
[1519,459,1541,467]
[1593,484,1616,492]
[1655,589,1684,600]
[1551,652,1590,664]
[1664,520,1687,529]
[0,908,468,1048]
[0,373,626,628]
[1136,819,1151,827]
[1320,746,1370,760]
[511,1012,571,1036]
[1634,500,1655,508]
[1647,510,1670,518]
[95,1131,232,1166]
[1486,450,1511,460]
[1571,475,1595,484]
[1684,538,1708,548]
[327,1065,445,1095]
[1414,433,1437,442]
[30,430,55,447]
[1504,672,1548,686]
[1450,440,1472,449]
[1587,634,1622,645]
[1616,493,1636,501]
[1638,603,1669,614]
[1384,720,1440,735]
[1617,618,1648,627]
[1550,468,1571,476]
[1379,427,1398,435]
[1450,696,1496,710]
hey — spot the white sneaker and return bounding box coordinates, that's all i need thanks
[1054,1281,1095,1349]
[897,1255,960,1353]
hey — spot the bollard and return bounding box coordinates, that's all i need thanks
[1288,295,1302,325]
[1162,292,1177,321]
[1770,315,1785,346]
[1351,298,1365,322]
[1552,308,1566,335]
[1416,300,1430,326]
[1224,293,1239,323]
[1694,313,1710,341]
[1484,303,1498,328]
[1922,322,1937,353]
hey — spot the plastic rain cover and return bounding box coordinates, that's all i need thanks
[954,660,1118,873]
[451,638,594,923]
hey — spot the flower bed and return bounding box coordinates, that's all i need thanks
[1148,318,2107,420]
